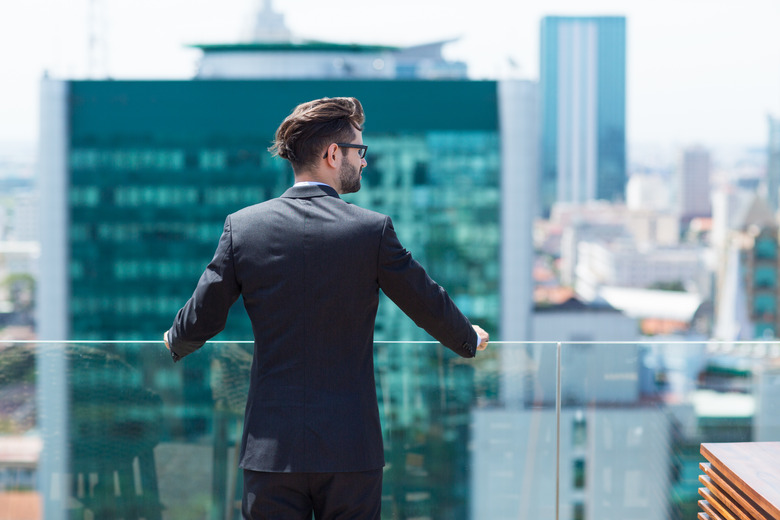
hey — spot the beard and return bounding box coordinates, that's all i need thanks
[339,160,362,194]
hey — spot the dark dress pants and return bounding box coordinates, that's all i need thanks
[242,468,383,520]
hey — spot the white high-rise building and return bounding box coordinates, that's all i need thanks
[500,80,538,344]
[627,173,672,212]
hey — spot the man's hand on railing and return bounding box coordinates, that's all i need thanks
[473,325,489,351]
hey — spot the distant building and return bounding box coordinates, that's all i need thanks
[193,40,467,80]
[544,201,681,291]
[627,173,672,213]
[0,432,44,520]
[194,0,466,81]
[766,115,780,215]
[472,406,671,520]
[475,298,670,520]
[575,241,707,300]
[560,221,628,287]
[754,363,780,441]
[714,195,780,340]
[530,297,640,404]
[0,435,41,491]
[752,359,780,442]
[678,146,712,225]
[539,16,627,216]
[9,192,38,242]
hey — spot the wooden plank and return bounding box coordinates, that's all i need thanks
[697,514,710,520]
[699,475,752,520]
[699,499,725,520]
[699,487,738,520]
[700,462,772,520]
[701,442,780,518]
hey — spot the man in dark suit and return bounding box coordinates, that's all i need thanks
[164,97,488,519]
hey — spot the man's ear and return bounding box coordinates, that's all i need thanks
[324,143,340,168]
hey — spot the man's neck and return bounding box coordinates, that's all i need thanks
[294,172,338,192]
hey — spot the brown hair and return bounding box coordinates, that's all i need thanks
[270,97,365,172]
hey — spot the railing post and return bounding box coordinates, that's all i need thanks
[556,341,561,520]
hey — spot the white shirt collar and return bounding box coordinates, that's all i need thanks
[294,181,333,188]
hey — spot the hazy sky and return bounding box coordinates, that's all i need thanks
[2,0,780,151]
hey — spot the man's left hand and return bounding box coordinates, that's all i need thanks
[473,325,489,351]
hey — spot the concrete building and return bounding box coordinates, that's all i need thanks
[626,173,672,213]
[714,195,780,340]
[8,193,38,243]
[575,241,707,300]
[560,222,628,287]
[678,146,712,225]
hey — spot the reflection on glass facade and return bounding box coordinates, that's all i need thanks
[10,338,780,518]
[52,79,501,518]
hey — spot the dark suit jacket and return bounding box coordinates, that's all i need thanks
[167,184,479,472]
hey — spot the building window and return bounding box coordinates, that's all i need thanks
[755,238,777,259]
[573,502,585,520]
[199,150,227,170]
[754,294,776,316]
[572,414,587,448]
[754,266,776,288]
[573,459,586,489]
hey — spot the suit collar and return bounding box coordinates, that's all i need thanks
[281,184,340,199]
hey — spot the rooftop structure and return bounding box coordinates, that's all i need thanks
[192,2,466,80]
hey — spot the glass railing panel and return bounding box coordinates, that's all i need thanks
[469,341,560,519]
[559,340,780,520]
[2,340,556,520]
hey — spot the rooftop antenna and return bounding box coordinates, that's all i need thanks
[248,0,292,43]
[87,0,109,78]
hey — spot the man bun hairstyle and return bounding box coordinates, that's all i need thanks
[270,97,365,172]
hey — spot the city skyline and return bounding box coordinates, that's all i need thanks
[2,0,780,151]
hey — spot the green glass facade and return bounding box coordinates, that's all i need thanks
[60,79,501,518]
[67,80,499,341]
[745,227,780,338]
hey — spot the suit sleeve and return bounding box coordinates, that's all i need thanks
[377,216,478,358]
[166,216,241,361]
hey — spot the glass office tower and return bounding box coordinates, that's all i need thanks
[539,16,626,216]
[63,80,500,341]
[39,79,501,518]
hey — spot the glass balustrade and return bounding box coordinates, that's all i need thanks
[0,339,776,519]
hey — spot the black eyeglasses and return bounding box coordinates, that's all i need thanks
[322,143,368,159]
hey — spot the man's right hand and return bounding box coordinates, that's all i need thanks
[473,325,489,351]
